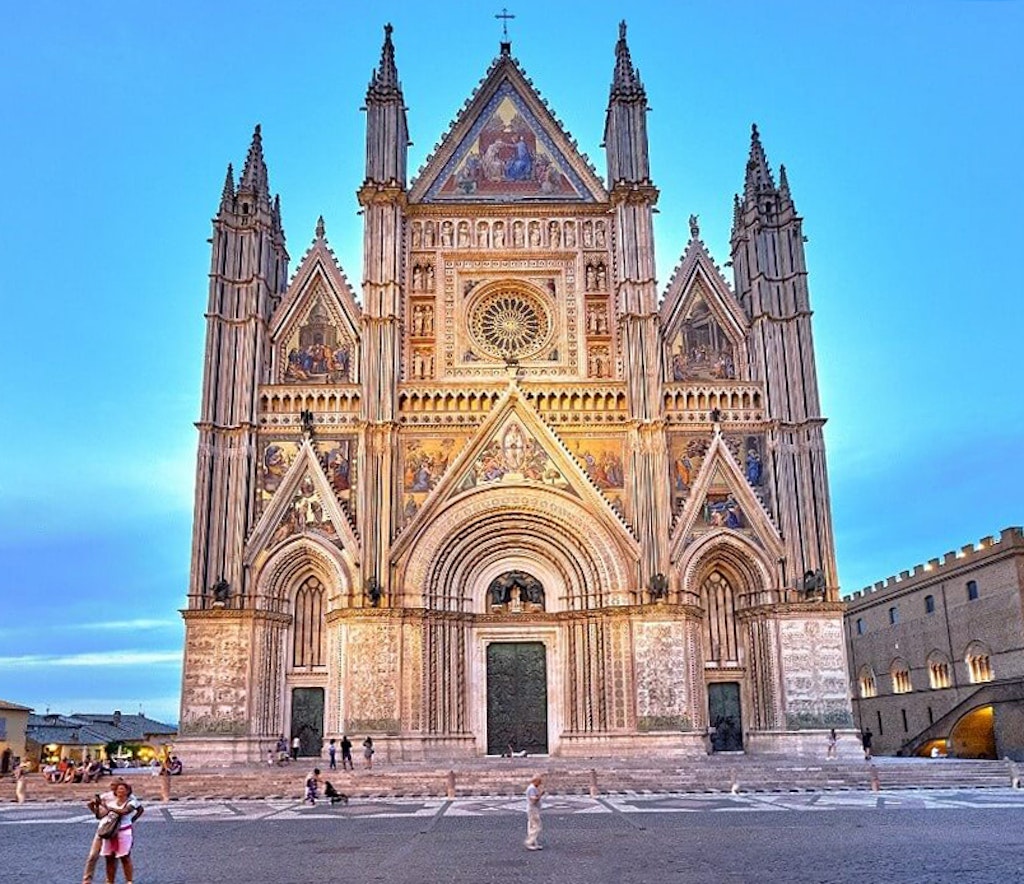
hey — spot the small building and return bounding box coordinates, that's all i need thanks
[844,527,1024,758]
[26,710,177,766]
[0,699,33,772]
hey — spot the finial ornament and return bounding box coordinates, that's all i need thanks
[315,215,326,238]
[384,22,393,38]
[619,20,627,40]
[495,7,515,40]
[689,214,700,240]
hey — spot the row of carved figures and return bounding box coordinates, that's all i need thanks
[406,342,612,379]
[411,218,608,251]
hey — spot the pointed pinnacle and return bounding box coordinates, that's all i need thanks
[240,123,269,198]
[221,163,235,201]
[779,163,791,197]
[372,22,400,91]
[315,215,326,239]
[744,122,775,196]
[610,19,645,100]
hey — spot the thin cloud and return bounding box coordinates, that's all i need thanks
[0,618,179,639]
[0,650,181,668]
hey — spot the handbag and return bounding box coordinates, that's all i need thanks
[97,810,121,839]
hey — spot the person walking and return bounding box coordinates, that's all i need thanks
[861,728,874,760]
[291,735,301,761]
[340,735,354,771]
[14,763,27,804]
[328,739,337,771]
[826,728,838,760]
[362,736,375,769]
[524,774,544,851]
[305,768,323,805]
[99,781,144,884]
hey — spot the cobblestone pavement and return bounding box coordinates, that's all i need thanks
[3,791,1024,882]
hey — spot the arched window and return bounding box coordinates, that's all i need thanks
[966,580,979,601]
[927,651,951,689]
[965,641,993,684]
[924,594,935,614]
[292,576,326,668]
[700,570,739,666]
[858,666,877,699]
[890,659,912,694]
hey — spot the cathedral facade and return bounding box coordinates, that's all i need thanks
[178,24,852,763]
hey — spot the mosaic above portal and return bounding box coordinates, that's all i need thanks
[258,437,357,524]
[425,84,591,202]
[280,293,353,384]
[668,292,737,382]
[458,421,573,493]
[669,433,768,519]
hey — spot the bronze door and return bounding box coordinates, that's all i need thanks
[290,687,325,757]
[707,681,743,752]
[486,642,548,755]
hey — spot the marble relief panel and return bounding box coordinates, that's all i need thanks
[779,618,854,729]
[180,620,251,736]
[346,622,399,732]
[634,621,691,730]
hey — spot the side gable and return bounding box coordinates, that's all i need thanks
[409,54,607,204]
[669,428,783,564]
[270,221,362,384]
[245,437,360,566]
[661,231,749,383]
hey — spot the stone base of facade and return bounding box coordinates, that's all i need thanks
[556,731,709,757]
[744,729,864,759]
[173,736,272,767]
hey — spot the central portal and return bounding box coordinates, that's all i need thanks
[486,641,548,755]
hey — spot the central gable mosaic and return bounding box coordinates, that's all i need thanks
[424,84,592,202]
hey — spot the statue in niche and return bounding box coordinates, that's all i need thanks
[411,264,423,292]
[582,220,594,248]
[421,305,434,335]
[564,221,576,247]
[441,221,453,247]
[424,221,436,247]
[512,220,525,248]
[493,221,506,248]
[548,220,561,247]
[477,221,490,248]
[595,262,607,290]
[425,264,435,291]
[488,570,545,608]
[411,304,423,337]
[595,220,607,248]
[457,221,471,248]
[585,264,596,292]
[411,223,422,249]
[528,221,541,247]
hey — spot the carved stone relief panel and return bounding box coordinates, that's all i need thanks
[779,617,853,729]
[401,622,423,733]
[634,621,692,730]
[346,621,399,732]
[180,619,252,736]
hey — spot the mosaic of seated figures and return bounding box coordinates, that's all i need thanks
[668,292,737,381]
[458,423,571,492]
[280,295,353,384]
[258,437,357,529]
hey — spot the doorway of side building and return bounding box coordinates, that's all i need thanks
[950,705,997,759]
[290,687,325,758]
[708,681,744,752]
[486,641,548,755]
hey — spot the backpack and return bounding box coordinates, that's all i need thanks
[97,811,121,839]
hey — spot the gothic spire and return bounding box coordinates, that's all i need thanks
[609,20,645,101]
[744,123,775,199]
[221,163,235,203]
[604,20,651,185]
[239,124,270,199]
[368,23,402,99]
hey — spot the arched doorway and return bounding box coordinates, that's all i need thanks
[288,575,327,757]
[950,706,996,759]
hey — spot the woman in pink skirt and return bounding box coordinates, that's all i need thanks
[100,781,144,883]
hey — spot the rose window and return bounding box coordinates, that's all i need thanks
[469,289,552,360]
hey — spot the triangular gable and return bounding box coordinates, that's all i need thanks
[391,383,637,560]
[409,56,607,204]
[669,428,782,562]
[270,225,361,384]
[245,437,360,564]
[660,236,749,383]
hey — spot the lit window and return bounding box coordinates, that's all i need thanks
[924,595,935,614]
[888,606,899,625]
[892,665,912,694]
[967,580,979,601]
[859,667,877,699]
[965,642,993,683]
[928,654,951,689]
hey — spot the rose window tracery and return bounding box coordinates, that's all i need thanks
[468,289,552,360]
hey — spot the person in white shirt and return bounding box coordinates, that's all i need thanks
[524,774,544,851]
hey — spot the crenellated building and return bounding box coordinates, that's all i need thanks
[845,527,1024,758]
[178,23,852,763]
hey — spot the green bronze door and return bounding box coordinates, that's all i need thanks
[486,642,548,755]
[707,681,743,752]
[290,687,325,757]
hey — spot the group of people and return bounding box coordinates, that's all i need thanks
[43,757,108,784]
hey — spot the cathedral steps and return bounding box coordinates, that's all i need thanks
[1,757,1015,803]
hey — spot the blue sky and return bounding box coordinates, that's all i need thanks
[1,1,1021,725]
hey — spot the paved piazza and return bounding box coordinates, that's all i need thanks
[4,791,1024,882]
